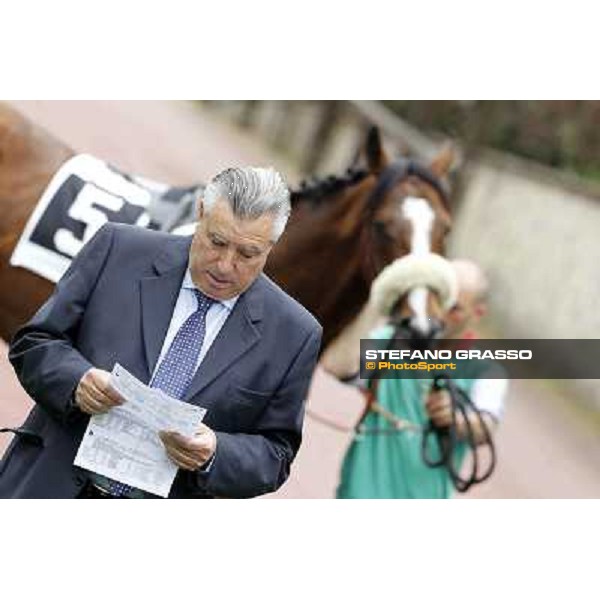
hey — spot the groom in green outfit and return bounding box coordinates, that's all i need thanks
[336,259,507,499]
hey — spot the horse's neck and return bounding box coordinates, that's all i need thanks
[0,104,72,207]
[266,185,372,347]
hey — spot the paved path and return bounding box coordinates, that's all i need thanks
[2,101,599,498]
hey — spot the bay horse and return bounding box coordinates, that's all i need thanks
[270,127,454,350]
[0,103,454,351]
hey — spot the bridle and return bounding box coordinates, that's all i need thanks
[359,158,450,283]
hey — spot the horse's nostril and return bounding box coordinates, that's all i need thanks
[390,316,443,347]
[390,316,411,330]
[399,317,411,329]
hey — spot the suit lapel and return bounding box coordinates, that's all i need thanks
[184,275,265,403]
[140,236,191,379]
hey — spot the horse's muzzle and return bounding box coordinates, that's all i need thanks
[391,317,444,351]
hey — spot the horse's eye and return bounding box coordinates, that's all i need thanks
[373,221,392,240]
[439,220,452,236]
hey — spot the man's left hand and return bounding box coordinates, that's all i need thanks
[159,423,217,471]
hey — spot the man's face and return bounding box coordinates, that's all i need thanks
[443,288,486,338]
[189,198,275,300]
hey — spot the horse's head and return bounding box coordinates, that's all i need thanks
[361,127,456,345]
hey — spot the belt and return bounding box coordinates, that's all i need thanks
[77,480,131,499]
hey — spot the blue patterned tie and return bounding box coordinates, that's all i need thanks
[102,289,215,497]
[151,289,216,399]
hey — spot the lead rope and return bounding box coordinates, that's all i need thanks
[421,374,496,492]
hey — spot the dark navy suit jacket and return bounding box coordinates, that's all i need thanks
[1,223,322,498]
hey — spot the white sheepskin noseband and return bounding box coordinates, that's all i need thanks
[369,254,458,317]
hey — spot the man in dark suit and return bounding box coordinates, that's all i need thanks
[1,166,322,498]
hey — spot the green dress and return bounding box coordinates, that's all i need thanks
[336,326,475,499]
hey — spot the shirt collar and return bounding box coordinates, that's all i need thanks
[182,269,238,311]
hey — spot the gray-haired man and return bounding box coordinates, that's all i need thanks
[3,166,322,499]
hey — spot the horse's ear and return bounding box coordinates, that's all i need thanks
[429,144,455,178]
[365,126,389,172]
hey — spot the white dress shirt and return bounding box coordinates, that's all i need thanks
[151,268,238,383]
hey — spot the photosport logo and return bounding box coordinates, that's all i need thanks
[359,339,600,380]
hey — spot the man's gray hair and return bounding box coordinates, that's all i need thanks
[201,166,291,241]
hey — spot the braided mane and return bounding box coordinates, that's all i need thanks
[290,161,449,212]
[290,167,369,205]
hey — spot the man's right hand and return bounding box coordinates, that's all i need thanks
[75,368,125,415]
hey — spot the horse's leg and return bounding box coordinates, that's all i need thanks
[0,103,74,342]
